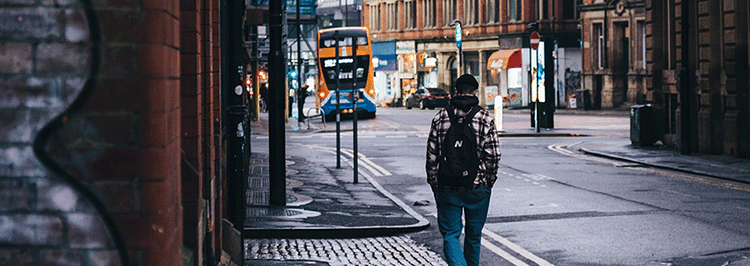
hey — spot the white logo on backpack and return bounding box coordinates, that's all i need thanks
[454,140,463,148]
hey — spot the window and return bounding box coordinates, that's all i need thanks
[538,0,549,20]
[387,2,398,31]
[562,0,575,20]
[369,4,381,32]
[508,0,521,21]
[405,1,417,29]
[594,23,604,69]
[464,0,479,25]
[488,0,499,23]
[423,0,436,27]
[443,0,456,27]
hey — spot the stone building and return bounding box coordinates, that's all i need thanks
[361,0,581,109]
[645,0,749,156]
[1,0,244,265]
[579,0,648,109]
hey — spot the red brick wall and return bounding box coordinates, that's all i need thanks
[180,0,225,264]
[92,0,184,265]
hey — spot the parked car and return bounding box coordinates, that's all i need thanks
[405,88,450,109]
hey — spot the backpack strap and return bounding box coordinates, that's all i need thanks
[445,105,481,125]
[445,106,458,124]
[465,106,481,123]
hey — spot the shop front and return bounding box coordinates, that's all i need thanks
[396,40,417,107]
[487,49,523,108]
[372,41,397,106]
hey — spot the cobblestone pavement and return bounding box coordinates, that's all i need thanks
[245,236,448,266]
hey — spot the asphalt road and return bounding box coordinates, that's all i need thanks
[284,106,750,266]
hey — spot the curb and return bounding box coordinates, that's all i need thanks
[579,148,750,185]
[244,158,431,239]
[499,132,586,138]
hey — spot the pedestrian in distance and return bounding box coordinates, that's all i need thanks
[426,74,501,266]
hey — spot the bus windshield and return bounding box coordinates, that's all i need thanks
[319,30,368,48]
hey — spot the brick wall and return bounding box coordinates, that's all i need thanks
[180,0,225,264]
[0,1,127,266]
[0,0,205,265]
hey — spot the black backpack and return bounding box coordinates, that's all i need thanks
[438,105,481,187]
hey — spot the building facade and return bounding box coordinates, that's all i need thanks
[645,0,749,156]
[362,0,581,109]
[580,0,648,110]
[318,0,362,27]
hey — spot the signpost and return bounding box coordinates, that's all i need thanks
[530,31,540,50]
[451,19,463,76]
[530,31,540,133]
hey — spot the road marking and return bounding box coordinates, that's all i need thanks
[548,143,633,165]
[480,240,530,266]
[482,229,554,266]
[429,213,551,265]
[308,145,392,176]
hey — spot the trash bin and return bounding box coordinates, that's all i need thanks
[575,90,591,110]
[630,104,654,146]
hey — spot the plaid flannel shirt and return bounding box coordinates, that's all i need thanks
[426,106,502,191]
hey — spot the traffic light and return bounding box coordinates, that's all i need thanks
[258,69,267,81]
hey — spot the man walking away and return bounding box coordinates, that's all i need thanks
[426,74,501,266]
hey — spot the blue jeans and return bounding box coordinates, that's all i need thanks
[435,187,491,266]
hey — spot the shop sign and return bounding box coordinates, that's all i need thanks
[424,57,437,68]
[396,41,416,54]
[372,54,397,71]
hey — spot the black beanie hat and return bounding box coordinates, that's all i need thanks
[455,74,478,91]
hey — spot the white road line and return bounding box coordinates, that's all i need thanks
[361,157,392,176]
[428,213,539,266]
[482,229,555,266]
[481,241,530,266]
[308,145,392,176]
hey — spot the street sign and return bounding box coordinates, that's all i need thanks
[455,23,462,49]
[530,31,540,50]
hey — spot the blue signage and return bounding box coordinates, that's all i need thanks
[373,54,397,71]
[455,23,462,49]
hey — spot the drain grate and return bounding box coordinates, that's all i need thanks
[247,191,268,205]
[247,208,303,217]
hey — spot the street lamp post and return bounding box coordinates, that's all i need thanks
[450,19,463,76]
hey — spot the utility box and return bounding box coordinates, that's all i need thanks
[630,104,654,146]
[530,102,554,129]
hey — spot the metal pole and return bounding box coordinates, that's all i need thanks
[221,0,248,234]
[297,0,303,128]
[459,46,463,76]
[529,42,539,132]
[269,0,287,206]
[535,45,540,133]
[335,31,341,168]
[352,37,359,184]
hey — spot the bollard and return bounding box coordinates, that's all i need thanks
[494,97,503,132]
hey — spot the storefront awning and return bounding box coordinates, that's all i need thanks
[487,49,522,70]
